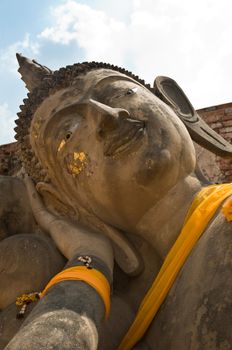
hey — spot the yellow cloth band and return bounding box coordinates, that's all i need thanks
[117,183,232,350]
[221,198,232,221]
[41,266,111,319]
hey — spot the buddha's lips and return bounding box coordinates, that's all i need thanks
[104,120,145,156]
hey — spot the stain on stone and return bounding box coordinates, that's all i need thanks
[65,152,88,176]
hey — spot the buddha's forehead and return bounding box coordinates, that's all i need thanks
[75,68,135,96]
[82,68,141,90]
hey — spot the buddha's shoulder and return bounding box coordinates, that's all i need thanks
[144,207,232,350]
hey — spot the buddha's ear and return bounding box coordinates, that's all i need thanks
[16,53,53,92]
[36,182,76,217]
[153,76,232,159]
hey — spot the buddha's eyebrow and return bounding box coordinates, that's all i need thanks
[48,104,87,126]
[49,76,141,120]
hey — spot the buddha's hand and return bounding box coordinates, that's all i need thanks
[24,175,113,274]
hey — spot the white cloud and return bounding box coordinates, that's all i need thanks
[39,0,232,109]
[40,1,127,65]
[0,103,16,144]
[0,34,40,74]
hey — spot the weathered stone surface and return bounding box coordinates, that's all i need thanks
[0,233,65,309]
[0,56,232,349]
[0,176,36,239]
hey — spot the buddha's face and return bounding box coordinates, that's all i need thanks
[31,69,195,230]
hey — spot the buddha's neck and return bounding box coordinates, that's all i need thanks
[135,175,202,260]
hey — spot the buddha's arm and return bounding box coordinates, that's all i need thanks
[5,254,112,350]
[4,176,114,350]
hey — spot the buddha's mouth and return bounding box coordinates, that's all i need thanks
[104,119,145,156]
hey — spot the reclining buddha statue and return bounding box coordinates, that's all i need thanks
[0,54,232,350]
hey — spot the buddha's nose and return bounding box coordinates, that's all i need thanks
[88,99,140,140]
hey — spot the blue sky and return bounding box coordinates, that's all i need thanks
[1,0,232,144]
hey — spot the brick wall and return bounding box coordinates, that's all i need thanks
[1,102,232,181]
[197,102,232,183]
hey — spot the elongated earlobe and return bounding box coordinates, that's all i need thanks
[16,53,53,92]
[154,76,232,159]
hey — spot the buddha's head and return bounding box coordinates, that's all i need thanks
[16,55,232,231]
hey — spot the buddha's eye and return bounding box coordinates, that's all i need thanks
[65,131,72,140]
[126,87,138,96]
